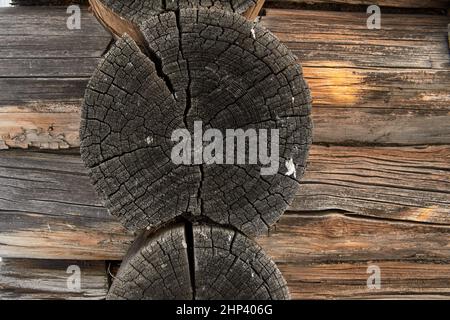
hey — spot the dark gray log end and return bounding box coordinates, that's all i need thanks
[107,223,290,300]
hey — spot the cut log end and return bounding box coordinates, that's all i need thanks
[107,224,290,300]
[92,0,258,26]
[80,7,312,236]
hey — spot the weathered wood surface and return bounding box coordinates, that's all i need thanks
[80,9,312,237]
[1,257,449,299]
[0,146,448,298]
[88,0,145,45]
[243,0,265,20]
[1,8,449,148]
[0,258,108,299]
[262,9,450,145]
[0,5,449,299]
[278,260,450,299]
[8,0,450,10]
[0,7,110,149]
[267,0,450,9]
[291,145,450,225]
[0,145,448,256]
[107,224,290,300]
[259,213,450,299]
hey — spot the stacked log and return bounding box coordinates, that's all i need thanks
[80,1,312,299]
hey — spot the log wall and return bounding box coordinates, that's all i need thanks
[0,4,449,299]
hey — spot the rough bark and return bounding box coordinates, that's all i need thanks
[80,8,312,236]
[107,224,290,300]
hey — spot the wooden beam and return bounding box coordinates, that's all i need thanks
[266,0,450,9]
[2,257,449,299]
[0,258,108,300]
[0,144,448,260]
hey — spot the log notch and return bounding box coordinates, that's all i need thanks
[107,224,290,299]
[266,0,450,10]
[0,7,111,149]
[80,8,312,236]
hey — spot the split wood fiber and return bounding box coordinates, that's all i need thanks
[80,8,312,236]
[107,224,290,300]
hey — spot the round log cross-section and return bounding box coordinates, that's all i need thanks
[80,8,312,236]
[96,0,258,23]
[107,224,290,300]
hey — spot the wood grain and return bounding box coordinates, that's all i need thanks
[0,7,110,149]
[280,261,450,299]
[290,145,450,225]
[1,8,449,148]
[259,213,450,299]
[267,0,450,9]
[0,144,448,260]
[262,9,450,145]
[88,0,146,46]
[0,146,447,298]
[2,256,448,299]
[0,258,108,299]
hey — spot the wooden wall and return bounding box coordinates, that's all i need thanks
[0,4,449,299]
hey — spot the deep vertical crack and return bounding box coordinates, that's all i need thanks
[174,9,192,129]
[136,28,177,99]
[175,9,203,215]
[184,221,196,300]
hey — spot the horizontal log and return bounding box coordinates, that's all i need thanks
[266,0,450,9]
[290,145,450,224]
[0,58,101,77]
[2,257,448,299]
[0,7,103,37]
[281,260,450,299]
[7,0,450,10]
[0,105,80,150]
[0,258,108,299]
[1,8,449,148]
[0,144,448,260]
[2,104,450,149]
[262,10,450,106]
